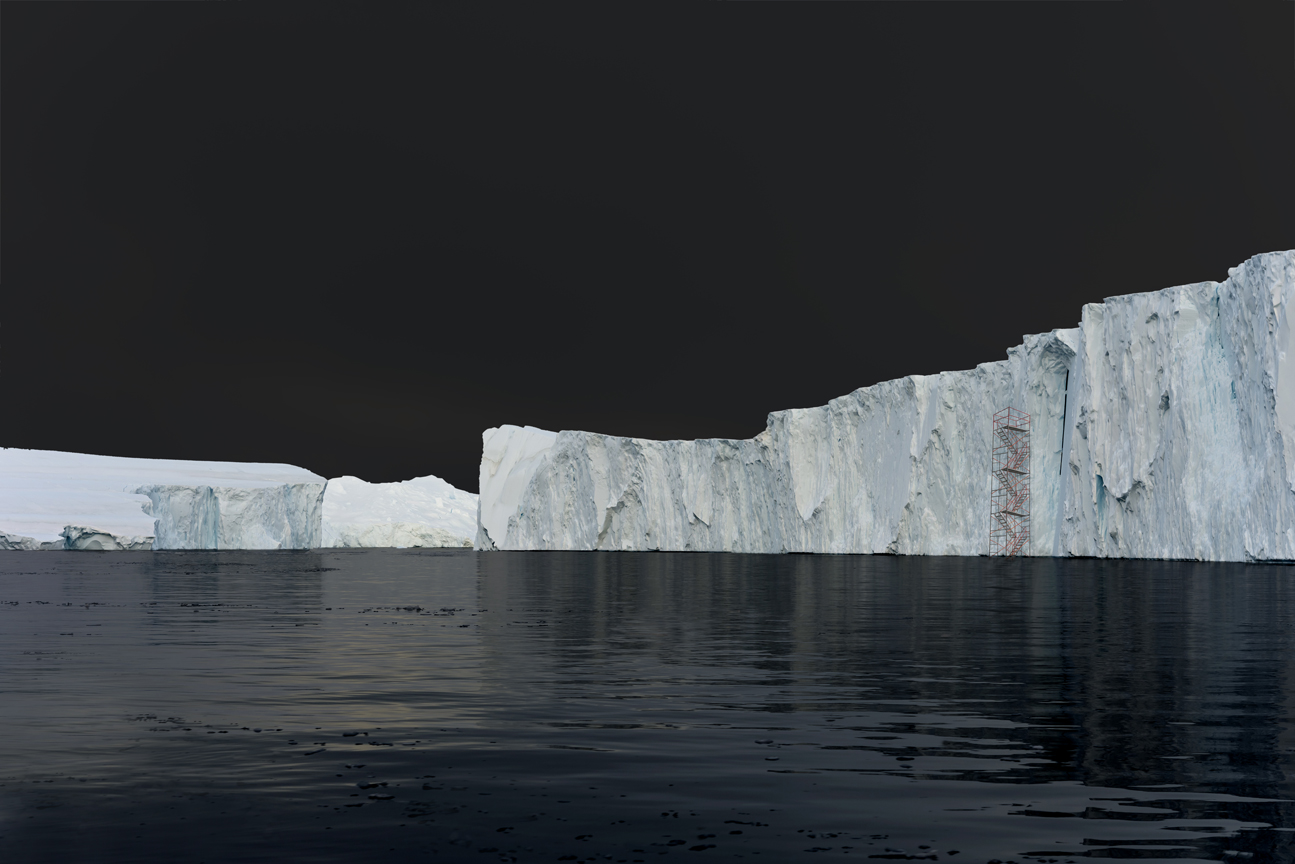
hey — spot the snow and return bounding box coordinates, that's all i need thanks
[321,474,476,548]
[0,449,325,550]
[0,450,479,551]
[476,250,1295,562]
[11,250,1291,561]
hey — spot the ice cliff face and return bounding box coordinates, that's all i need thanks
[136,482,325,550]
[1058,250,1295,560]
[476,426,560,550]
[477,250,1295,562]
[0,449,326,550]
[0,449,478,551]
[321,474,477,548]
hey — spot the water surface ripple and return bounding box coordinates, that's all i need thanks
[1,550,1292,863]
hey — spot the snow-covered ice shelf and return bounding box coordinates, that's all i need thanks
[0,450,326,550]
[477,250,1295,562]
[0,450,477,551]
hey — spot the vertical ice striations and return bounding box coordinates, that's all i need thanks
[135,482,326,550]
[478,250,1295,561]
[479,331,1073,556]
[0,448,327,551]
[476,426,560,550]
[1058,250,1295,560]
[0,449,485,551]
[0,451,485,551]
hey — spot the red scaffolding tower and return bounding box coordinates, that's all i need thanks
[990,407,1031,556]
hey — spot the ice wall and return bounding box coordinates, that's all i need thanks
[477,250,1295,562]
[0,449,481,551]
[135,482,325,550]
[321,474,477,548]
[476,426,559,550]
[1056,251,1295,560]
[0,449,326,550]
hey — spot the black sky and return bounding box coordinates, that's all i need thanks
[4,3,1293,492]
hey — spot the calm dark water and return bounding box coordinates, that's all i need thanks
[1,550,1293,864]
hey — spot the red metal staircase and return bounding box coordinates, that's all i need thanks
[990,407,1031,556]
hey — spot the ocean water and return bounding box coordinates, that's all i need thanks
[1,550,1292,863]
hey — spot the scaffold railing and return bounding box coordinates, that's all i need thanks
[990,407,1030,556]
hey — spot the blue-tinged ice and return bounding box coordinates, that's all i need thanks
[477,250,1295,561]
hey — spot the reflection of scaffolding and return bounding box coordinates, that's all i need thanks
[990,407,1031,556]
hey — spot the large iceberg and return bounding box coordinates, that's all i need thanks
[0,450,477,550]
[322,474,476,548]
[0,449,326,550]
[477,250,1295,562]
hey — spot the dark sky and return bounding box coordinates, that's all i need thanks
[5,3,1293,492]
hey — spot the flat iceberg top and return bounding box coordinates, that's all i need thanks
[0,448,324,487]
[0,447,324,543]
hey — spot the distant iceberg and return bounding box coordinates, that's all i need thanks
[0,449,326,550]
[476,250,1295,562]
[0,449,476,550]
[322,474,476,548]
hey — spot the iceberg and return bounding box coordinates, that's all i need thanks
[0,450,478,551]
[321,474,476,548]
[477,250,1295,562]
[0,449,327,550]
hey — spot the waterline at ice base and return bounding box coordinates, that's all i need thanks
[0,452,477,552]
[478,250,1295,563]
[5,251,1292,562]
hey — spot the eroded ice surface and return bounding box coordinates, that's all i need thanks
[477,250,1295,562]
